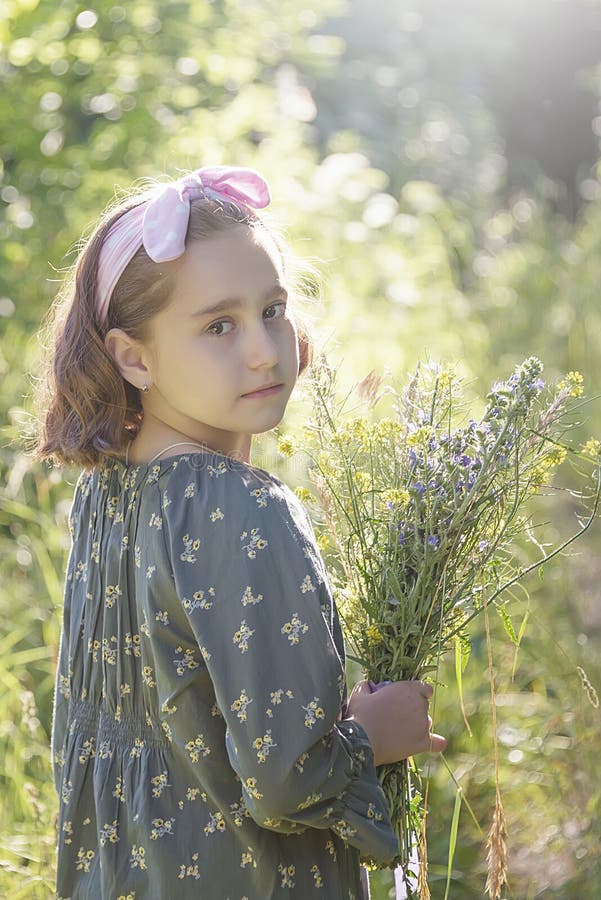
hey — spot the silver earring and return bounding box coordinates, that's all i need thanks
[141,382,150,392]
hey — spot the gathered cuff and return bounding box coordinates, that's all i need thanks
[331,719,399,864]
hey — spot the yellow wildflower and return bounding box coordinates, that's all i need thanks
[544,446,567,467]
[278,435,296,457]
[437,368,454,390]
[582,438,601,458]
[316,532,330,552]
[382,488,410,508]
[373,418,403,441]
[406,426,433,447]
[337,417,370,448]
[365,624,383,647]
[354,471,372,493]
[294,486,312,503]
[559,370,584,398]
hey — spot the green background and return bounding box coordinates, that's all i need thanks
[1,1,601,896]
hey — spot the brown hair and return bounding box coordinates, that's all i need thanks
[28,189,315,471]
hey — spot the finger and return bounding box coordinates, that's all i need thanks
[349,680,371,699]
[426,733,447,753]
[417,680,433,699]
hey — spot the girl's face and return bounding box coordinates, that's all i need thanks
[140,226,299,457]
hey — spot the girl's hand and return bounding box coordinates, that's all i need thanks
[346,679,446,766]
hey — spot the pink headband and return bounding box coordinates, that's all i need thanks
[95,165,271,325]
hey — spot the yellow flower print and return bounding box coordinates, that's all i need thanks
[104,584,122,608]
[129,844,147,870]
[300,574,315,593]
[233,620,255,653]
[231,689,253,722]
[129,737,145,759]
[99,820,120,846]
[75,847,95,872]
[240,528,268,558]
[244,777,263,800]
[113,776,125,802]
[251,487,269,507]
[185,734,211,763]
[102,636,118,665]
[278,863,296,889]
[302,697,325,729]
[178,853,201,880]
[58,674,71,699]
[241,585,263,606]
[142,665,156,687]
[367,802,384,822]
[180,532,201,563]
[78,737,95,764]
[325,838,337,860]
[311,864,324,888]
[240,847,256,868]
[155,610,169,625]
[62,820,73,845]
[148,511,162,530]
[150,817,175,840]
[184,482,196,499]
[61,778,73,804]
[173,646,200,675]
[297,791,323,810]
[252,729,277,764]
[332,819,357,842]
[294,751,309,774]
[74,560,88,582]
[183,588,215,613]
[98,741,113,760]
[230,796,250,827]
[207,461,227,478]
[210,507,224,521]
[150,771,170,798]
[204,810,226,835]
[123,633,141,657]
[281,613,309,645]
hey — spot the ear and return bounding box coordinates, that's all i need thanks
[104,328,152,389]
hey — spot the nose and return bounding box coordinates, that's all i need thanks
[245,320,279,370]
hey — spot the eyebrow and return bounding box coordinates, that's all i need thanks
[190,283,288,319]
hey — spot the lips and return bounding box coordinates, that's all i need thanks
[242,383,283,397]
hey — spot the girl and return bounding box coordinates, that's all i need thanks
[33,165,446,899]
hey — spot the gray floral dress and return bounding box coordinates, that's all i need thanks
[52,451,398,899]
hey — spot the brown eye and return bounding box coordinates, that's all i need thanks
[264,301,287,320]
[207,320,234,336]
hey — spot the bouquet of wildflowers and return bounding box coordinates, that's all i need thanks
[294,356,600,897]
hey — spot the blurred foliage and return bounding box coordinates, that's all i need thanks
[2,0,601,896]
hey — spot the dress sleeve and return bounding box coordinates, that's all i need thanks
[161,461,398,863]
[51,472,86,794]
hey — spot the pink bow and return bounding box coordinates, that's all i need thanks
[95,166,271,324]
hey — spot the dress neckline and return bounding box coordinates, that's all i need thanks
[118,439,267,477]
[124,439,210,467]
